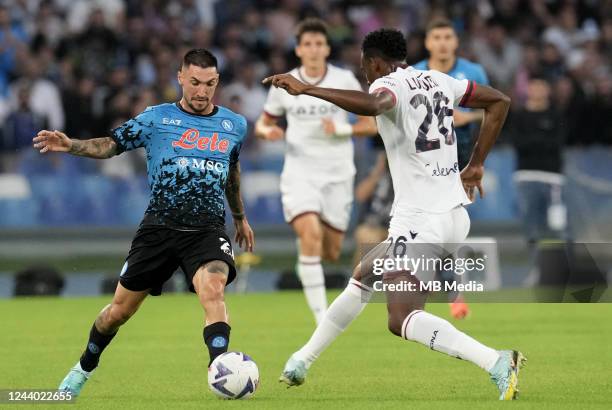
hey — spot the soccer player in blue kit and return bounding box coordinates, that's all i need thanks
[414,18,489,171]
[33,49,254,397]
[414,18,490,319]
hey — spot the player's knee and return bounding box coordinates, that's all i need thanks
[299,224,323,248]
[200,272,227,307]
[322,244,341,262]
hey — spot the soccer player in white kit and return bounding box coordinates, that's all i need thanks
[264,29,526,400]
[255,18,377,324]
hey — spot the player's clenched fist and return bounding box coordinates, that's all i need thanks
[262,73,310,96]
[33,130,72,154]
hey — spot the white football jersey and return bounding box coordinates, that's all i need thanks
[263,64,363,181]
[368,66,475,215]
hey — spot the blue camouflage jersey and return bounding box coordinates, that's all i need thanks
[413,57,489,169]
[111,102,247,229]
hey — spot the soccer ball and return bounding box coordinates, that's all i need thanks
[208,352,260,399]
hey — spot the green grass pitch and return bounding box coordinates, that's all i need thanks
[1,292,611,409]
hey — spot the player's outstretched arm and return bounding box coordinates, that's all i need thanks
[460,85,510,200]
[262,74,395,116]
[225,160,254,252]
[33,130,118,159]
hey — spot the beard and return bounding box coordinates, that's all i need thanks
[186,98,211,113]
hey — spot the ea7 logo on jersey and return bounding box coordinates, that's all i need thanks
[219,237,234,258]
[162,118,182,125]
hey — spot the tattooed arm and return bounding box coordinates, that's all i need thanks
[69,138,118,159]
[33,130,118,159]
[225,160,254,251]
[225,161,245,217]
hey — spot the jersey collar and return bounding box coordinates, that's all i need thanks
[297,64,328,86]
[425,57,458,74]
[175,101,219,117]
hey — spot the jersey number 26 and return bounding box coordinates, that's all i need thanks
[410,91,455,153]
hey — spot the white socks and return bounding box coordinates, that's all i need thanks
[297,255,328,324]
[294,278,373,367]
[402,310,500,372]
[291,281,499,374]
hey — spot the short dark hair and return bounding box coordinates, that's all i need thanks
[295,18,329,44]
[426,18,455,34]
[182,48,217,69]
[361,28,407,62]
[528,76,549,84]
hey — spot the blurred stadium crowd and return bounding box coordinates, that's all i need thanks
[0,0,611,230]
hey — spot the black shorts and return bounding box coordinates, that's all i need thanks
[119,225,236,296]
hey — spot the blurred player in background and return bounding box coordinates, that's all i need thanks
[414,18,489,168]
[266,28,524,400]
[33,49,254,397]
[413,18,490,319]
[255,18,377,324]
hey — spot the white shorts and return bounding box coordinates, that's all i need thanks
[362,206,470,284]
[280,173,354,232]
[388,205,470,247]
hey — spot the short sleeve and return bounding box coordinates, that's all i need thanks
[111,107,155,153]
[262,85,286,118]
[368,76,400,110]
[444,75,475,107]
[230,142,242,165]
[230,115,247,165]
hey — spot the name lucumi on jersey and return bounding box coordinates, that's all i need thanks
[379,73,440,92]
[405,74,440,91]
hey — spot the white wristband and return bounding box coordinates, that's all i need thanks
[333,121,353,138]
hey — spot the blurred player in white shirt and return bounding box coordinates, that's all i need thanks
[265,28,525,401]
[255,19,377,324]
